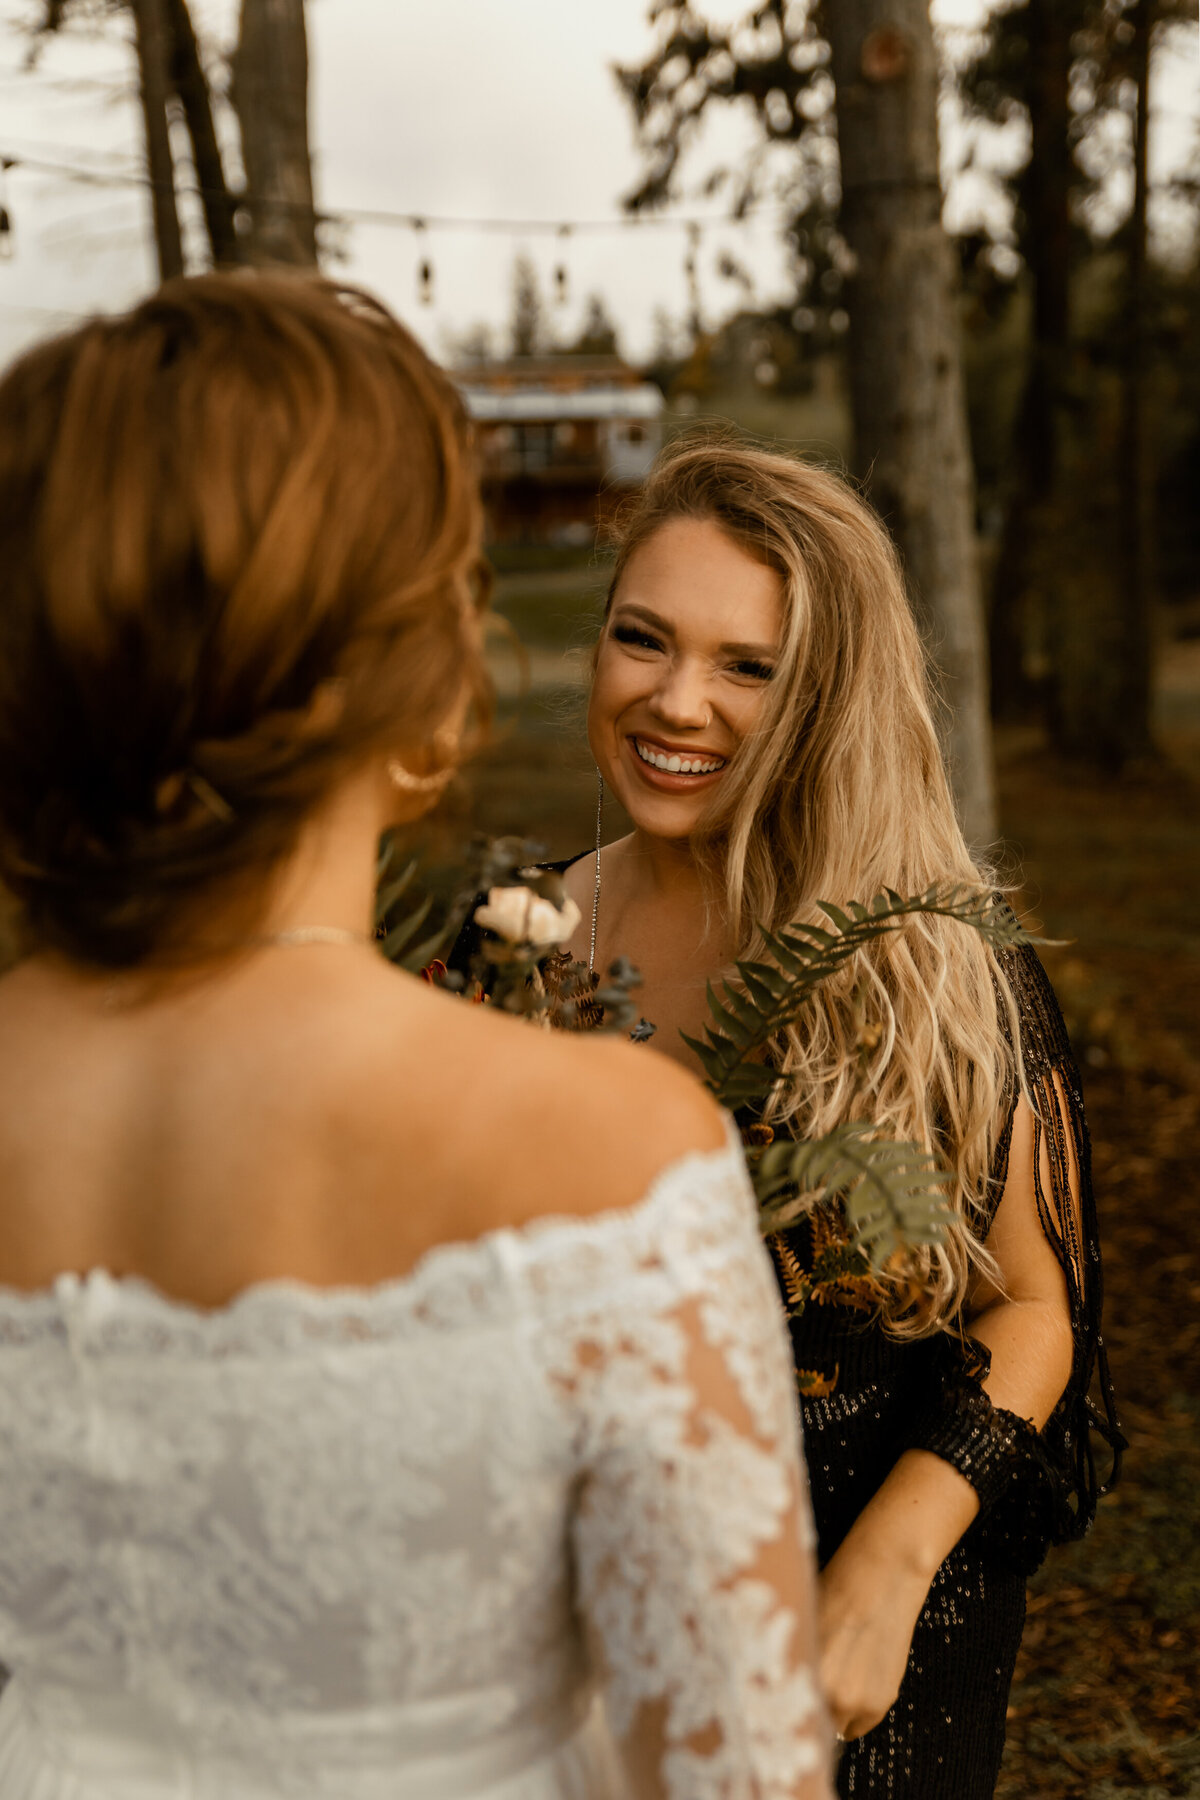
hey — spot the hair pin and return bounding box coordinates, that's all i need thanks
[186,771,234,823]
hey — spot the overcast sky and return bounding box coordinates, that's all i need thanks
[0,0,1195,369]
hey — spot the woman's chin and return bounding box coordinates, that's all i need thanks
[609,780,716,844]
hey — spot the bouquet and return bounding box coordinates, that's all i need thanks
[375,833,1034,1336]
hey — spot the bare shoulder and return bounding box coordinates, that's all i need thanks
[0,953,731,1300]
[534,1027,729,1204]
[394,976,729,1231]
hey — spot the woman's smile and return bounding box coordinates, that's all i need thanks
[629,734,728,786]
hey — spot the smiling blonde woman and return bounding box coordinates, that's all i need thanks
[552,437,1123,1800]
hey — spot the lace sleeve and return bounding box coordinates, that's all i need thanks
[552,1152,835,1800]
[909,940,1125,1570]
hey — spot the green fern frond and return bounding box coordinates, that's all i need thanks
[698,886,1032,1108]
[380,894,435,964]
[809,1241,874,1289]
[755,1121,954,1271]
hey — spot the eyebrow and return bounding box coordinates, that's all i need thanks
[610,601,778,663]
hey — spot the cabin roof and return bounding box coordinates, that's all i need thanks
[460,382,663,423]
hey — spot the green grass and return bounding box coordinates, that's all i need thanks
[486,542,605,577]
[491,582,607,653]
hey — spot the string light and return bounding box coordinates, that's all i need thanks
[413,216,434,304]
[684,219,703,337]
[0,159,13,261]
[0,144,786,339]
[553,222,571,306]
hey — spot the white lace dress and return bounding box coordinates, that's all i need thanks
[0,1129,831,1799]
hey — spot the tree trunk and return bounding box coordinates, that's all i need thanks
[989,0,1072,722]
[164,0,241,268]
[1114,0,1155,758]
[131,0,184,281]
[1052,2,1155,767]
[231,0,317,267]
[824,0,996,847]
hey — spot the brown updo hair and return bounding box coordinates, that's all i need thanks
[0,272,488,969]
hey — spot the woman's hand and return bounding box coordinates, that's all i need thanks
[817,1532,931,1742]
[814,1447,980,1743]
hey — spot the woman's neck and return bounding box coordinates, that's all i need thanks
[597,829,730,970]
[259,767,385,943]
[618,828,708,906]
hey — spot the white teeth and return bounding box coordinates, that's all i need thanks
[633,738,725,776]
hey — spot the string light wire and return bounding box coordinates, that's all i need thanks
[0,143,791,239]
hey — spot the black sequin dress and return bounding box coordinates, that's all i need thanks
[450,892,1122,1799]
[770,940,1122,1799]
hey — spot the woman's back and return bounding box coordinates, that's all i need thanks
[0,955,832,1798]
[0,945,717,1301]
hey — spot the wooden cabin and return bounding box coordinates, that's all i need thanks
[456,356,664,545]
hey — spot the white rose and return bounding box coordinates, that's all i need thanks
[474,886,581,949]
[473,886,531,942]
[524,894,581,948]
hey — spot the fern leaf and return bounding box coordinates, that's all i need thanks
[698,887,1037,1108]
[720,986,764,1034]
[677,1031,730,1086]
[736,961,793,1007]
[816,900,855,932]
[754,1121,953,1270]
[702,982,748,1044]
[715,1063,782,1108]
[759,929,807,976]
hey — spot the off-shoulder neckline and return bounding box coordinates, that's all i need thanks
[0,1118,745,1329]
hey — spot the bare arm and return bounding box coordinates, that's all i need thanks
[818,1078,1079,1740]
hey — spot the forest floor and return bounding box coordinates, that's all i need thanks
[443,560,1200,1800]
[992,723,1200,1800]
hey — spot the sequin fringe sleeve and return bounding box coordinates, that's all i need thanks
[906,940,1125,1574]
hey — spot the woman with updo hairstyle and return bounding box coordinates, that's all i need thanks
[0,278,835,1799]
[553,437,1122,1799]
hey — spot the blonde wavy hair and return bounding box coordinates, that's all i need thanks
[602,437,1020,1336]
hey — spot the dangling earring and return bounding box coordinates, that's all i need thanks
[589,771,604,972]
[387,759,453,795]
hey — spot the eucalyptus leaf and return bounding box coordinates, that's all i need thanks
[391,925,453,976]
[380,893,434,962]
[374,860,419,927]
